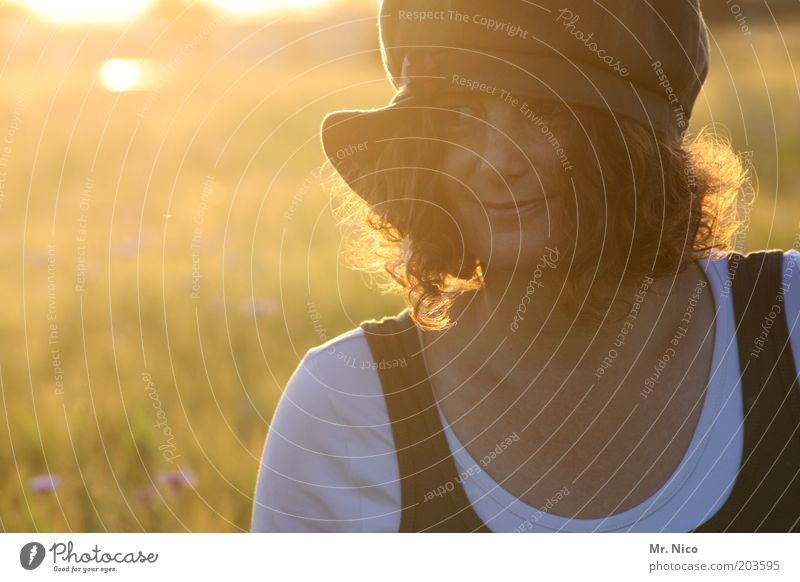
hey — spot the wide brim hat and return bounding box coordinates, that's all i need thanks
[320,0,710,202]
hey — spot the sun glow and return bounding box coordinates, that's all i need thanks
[18,0,156,24]
[13,0,339,24]
[204,0,333,19]
[98,59,156,92]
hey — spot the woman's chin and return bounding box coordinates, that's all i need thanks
[477,237,562,276]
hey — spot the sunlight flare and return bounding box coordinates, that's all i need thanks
[204,0,333,19]
[18,0,156,24]
[98,59,156,92]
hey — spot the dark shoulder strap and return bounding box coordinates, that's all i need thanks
[360,308,491,532]
[693,250,800,532]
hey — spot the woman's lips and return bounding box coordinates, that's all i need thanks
[477,197,554,217]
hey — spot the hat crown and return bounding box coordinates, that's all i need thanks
[378,0,708,119]
[319,0,712,203]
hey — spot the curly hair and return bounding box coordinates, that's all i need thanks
[321,103,749,331]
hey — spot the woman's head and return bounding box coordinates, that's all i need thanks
[319,1,727,330]
[325,91,747,330]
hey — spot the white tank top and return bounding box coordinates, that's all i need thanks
[251,249,800,532]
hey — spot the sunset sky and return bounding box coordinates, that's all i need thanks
[4,0,364,24]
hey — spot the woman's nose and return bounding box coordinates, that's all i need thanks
[477,109,530,182]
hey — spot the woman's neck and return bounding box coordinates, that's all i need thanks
[452,259,677,352]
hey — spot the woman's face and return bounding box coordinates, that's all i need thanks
[433,91,573,275]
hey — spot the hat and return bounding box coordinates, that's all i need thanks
[320,0,710,202]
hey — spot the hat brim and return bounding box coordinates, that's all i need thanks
[321,48,681,203]
[320,101,433,203]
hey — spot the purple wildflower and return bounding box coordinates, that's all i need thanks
[28,250,49,268]
[239,297,278,319]
[157,468,197,491]
[133,485,159,504]
[116,238,139,259]
[29,474,62,493]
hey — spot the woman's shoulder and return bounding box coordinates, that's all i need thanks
[701,247,800,334]
[702,246,800,262]
[252,323,397,532]
[781,247,800,272]
[700,247,800,279]
[264,324,389,443]
[307,324,369,358]
[303,324,387,399]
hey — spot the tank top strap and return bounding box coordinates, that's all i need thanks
[360,308,491,532]
[693,249,800,531]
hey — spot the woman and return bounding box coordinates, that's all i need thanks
[252,0,800,532]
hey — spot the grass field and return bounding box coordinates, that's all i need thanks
[0,13,798,531]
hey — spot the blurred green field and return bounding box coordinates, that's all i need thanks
[0,14,798,531]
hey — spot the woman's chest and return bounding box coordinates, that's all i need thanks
[424,305,717,518]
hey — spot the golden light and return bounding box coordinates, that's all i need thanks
[18,0,156,24]
[98,59,156,93]
[204,0,333,19]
